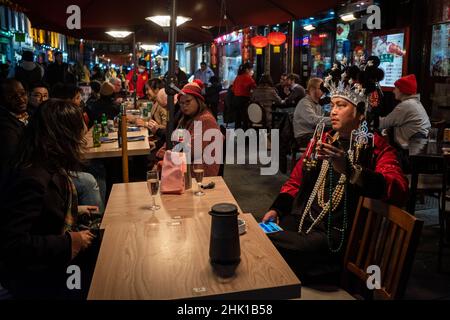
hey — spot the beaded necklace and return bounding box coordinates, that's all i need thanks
[298,159,347,236]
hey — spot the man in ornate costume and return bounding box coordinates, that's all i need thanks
[263,59,408,282]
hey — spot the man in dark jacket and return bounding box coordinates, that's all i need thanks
[14,50,44,91]
[0,79,28,181]
[164,60,188,87]
[284,73,306,109]
[45,51,70,87]
[90,82,120,125]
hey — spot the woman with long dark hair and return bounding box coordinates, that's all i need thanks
[0,99,95,299]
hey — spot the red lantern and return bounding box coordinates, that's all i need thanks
[267,32,287,46]
[250,35,268,48]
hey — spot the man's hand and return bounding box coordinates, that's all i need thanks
[262,210,279,224]
[147,120,159,134]
[317,142,348,175]
[78,205,99,216]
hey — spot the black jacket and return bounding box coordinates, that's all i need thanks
[285,84,306,108]
[0,106,25,183]
[90,96,120,127]
[0,166,73,298]
[45,62,72,87]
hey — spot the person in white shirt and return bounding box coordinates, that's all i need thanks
[193,62,214,87]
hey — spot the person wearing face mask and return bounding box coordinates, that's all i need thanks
[125,59,149,99]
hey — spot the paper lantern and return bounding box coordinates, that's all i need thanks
[267,32,286,46]
[250,35,268,48]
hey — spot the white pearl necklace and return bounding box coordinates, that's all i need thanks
[298,160,347,234]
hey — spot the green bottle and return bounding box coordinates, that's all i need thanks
[142,102,149,119]
[93,120,101,147]
[101,113,109,137]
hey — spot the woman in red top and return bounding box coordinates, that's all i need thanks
[232,62,256,129]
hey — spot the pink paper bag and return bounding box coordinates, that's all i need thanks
[160,151,187,194]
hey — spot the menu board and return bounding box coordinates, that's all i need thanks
[372,32,406,87]
[430,23,450,77]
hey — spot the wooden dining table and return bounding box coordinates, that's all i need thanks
[88,177,301,300]
[83,127,151,160]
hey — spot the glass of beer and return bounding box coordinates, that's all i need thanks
[147,170,161,211]
[192,164,205,196]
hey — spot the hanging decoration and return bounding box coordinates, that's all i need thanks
[241,28,252,62]
[267,31,286,54]
[251,35,268,55]
[210,42,218,68]
[267,32,287,46]
[250,35,268,48]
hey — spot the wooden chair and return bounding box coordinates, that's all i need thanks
[247,102,266,130]
[301,197,423,300]
[438,153,450,272]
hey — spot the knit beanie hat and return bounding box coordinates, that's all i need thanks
[179,80,205,101]
[394,74,417,95]
[100,82,115,97]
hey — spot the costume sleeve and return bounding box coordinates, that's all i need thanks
[355,135,409,207]
[270,142,311,216]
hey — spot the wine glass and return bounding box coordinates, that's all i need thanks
[147,170,161,211]
[192,165,205,196]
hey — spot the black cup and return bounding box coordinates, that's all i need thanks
[209,203,241,278]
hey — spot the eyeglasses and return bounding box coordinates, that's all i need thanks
[31,93,49,100]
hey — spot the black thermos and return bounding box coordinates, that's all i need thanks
[209,203,241,278]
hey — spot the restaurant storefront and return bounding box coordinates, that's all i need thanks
[215,30,244,88]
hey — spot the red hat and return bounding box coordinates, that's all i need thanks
[394,74,417,95]
[179,80,205,101]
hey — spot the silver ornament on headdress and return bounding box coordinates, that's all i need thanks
[323,73,370,117]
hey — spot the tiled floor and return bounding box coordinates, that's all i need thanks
[222,153,450,300]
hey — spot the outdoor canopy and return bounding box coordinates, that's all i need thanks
[13,0,341,42]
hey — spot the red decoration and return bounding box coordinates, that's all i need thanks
[210,42,218,67]
[267,32,286,46]
[250,35,268,48]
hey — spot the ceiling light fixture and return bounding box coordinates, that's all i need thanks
[140,44,160,51]
[303,24,316,31]
[105,31,132,38]
[145,15,192,27]
[340,13,357,22]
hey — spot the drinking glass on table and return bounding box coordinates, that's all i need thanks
[147,170,161,211]
[192,164,205,196]
[428,128,438,143]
